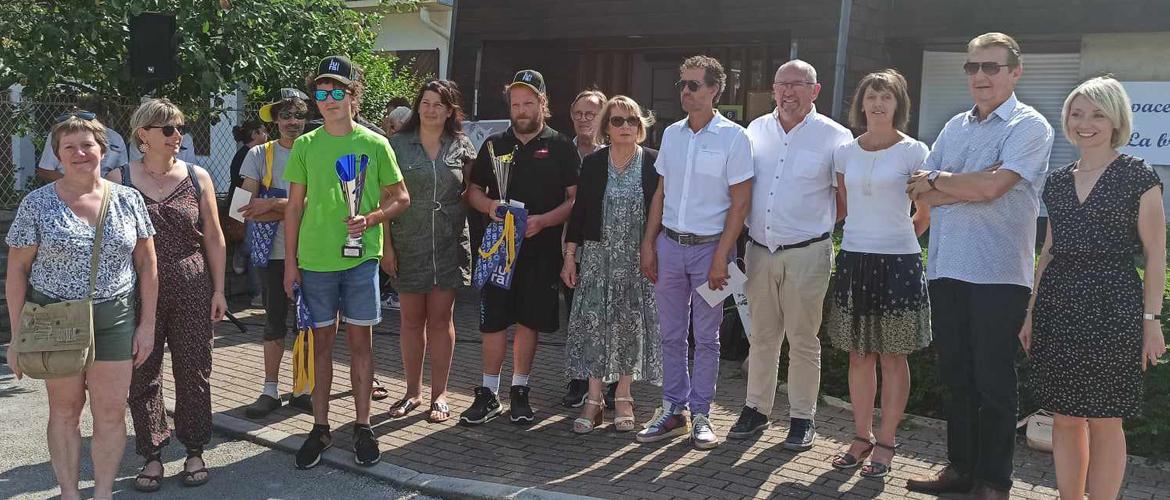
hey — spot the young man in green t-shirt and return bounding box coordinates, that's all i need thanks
[283,56,409,469]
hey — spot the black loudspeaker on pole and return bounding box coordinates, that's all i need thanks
[128,12,180,84]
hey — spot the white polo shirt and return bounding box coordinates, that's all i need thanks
[655,112,754,236]
[745,106,852,250]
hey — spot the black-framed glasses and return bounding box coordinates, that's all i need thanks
[54,110,96,124]
[608,116,640,128]
[278,111,307,120]
[963,62,1013,76]
[314,89,348,102]
[674,79,704,92]
[572,111,597,121]
[772,81,816,90]
[143,124,188,137]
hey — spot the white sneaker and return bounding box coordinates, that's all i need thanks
[691,414,720,450]
[381,291,400,311]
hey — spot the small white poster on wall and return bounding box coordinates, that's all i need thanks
[1120,82,1170,165]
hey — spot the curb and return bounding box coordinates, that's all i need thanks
[167,399,597,500]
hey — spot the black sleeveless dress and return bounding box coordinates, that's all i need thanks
[1031,154,1162,418]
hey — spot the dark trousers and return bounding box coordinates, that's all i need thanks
[262,260,290,341]
[928,278,1030,492]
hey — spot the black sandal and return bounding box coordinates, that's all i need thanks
[831,436,875,470]
[427,400,451,423]
[179,447,210,487]
[134,452,164,493]
[387,397,421,418]
[371,378,390,401]
[860,441,900,478]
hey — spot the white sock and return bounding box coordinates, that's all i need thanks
[511,373,529,387]
[482,373,501,394]
[262,381,279,399]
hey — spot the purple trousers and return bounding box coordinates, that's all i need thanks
[654,233,733,415]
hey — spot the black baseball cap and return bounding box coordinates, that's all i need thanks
[508,69,546,95]
[315,55,357,86]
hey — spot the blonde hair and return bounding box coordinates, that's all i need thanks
[596,95,655,145]
[1061,75,1133,150]
[129,98,185,151]
[968,32,1022,67]
[51,116,109,157]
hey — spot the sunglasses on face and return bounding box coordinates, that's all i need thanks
[609,116,640,128]
[278,111,307,120]
[54,110,96,123]
[572,111,597,121]
[674,79,704,92]
[143,124,188,137]
[963,62,1012,76]
[314,89,348,102]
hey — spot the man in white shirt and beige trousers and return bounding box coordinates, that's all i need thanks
[729,60,852,450]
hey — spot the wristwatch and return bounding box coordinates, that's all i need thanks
[1143,313,1162,321]
[926,170,942,188]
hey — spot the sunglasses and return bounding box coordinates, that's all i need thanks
[314,89,348,102]
[143,124,188,137]
[608,116,640,128]
[54,110,96,124]
[278,111,307,120]
[674,79,704,92]
[963,62,1013,76]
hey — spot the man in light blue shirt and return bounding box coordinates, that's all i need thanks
[905,33,1053,500]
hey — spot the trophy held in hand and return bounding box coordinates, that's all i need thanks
[473,142,528,290]
[336,153,369,258]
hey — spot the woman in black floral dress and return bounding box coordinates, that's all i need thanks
[1022,77,1166,500]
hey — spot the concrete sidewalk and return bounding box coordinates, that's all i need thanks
[160,288,1168,500]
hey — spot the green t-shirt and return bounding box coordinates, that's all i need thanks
[284,124,402,272]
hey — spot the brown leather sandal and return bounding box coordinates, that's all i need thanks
[179,448,209,487]
[134,453,164,493]
[831,436,875,470]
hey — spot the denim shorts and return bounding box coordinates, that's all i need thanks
[300,259,381,328]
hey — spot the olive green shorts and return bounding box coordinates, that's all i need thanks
[27,288,136,362]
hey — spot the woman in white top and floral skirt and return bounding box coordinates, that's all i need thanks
[827,70,932,478]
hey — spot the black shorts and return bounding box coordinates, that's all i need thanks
[479,248,561,333]
[261,260,291,341]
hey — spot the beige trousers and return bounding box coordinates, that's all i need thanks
[743,237,832,419]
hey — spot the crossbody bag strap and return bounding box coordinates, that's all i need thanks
[87,181,112,299]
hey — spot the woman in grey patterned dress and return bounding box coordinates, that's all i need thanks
[562,96,661,434]
[383,80,476,423]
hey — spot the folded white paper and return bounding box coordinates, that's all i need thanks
[696,263,747,307]
[228,187,252,223]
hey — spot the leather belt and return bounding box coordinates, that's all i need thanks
[663,227,722,246]
[750,232,830,252]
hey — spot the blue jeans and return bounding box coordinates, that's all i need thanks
[300,260,381,328]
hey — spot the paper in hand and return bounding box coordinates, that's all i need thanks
[228,187,252,223]
[696,263,748,307]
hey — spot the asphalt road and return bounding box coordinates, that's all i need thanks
[0,358,435,500]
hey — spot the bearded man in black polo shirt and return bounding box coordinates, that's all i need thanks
[461,70,580,425]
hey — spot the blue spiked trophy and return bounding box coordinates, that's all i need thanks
[335,153,369,258]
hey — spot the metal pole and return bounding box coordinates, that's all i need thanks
[832,0,852,121]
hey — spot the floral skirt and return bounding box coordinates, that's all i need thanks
[826,250,931,355]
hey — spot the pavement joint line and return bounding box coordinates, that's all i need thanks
[164,397,601,500]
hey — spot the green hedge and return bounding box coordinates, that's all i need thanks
[805,230,1170,461]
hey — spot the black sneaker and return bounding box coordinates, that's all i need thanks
[244,394,281,419]
[295,424,332,469]
[289,393,313,412]
[353,424,380,466]
[727,406,770,439]
[458,387,502,426]
[783,417,816,451]
[509,385,535,424]
[604,382,617,410]
[561,380,588,408]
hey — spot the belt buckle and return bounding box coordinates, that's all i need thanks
[679,233,696,246]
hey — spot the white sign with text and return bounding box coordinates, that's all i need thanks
[1121,82,1170,165]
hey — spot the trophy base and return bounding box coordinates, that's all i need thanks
[341,245,364,258]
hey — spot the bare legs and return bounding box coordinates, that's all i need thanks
[1052,414,1127,500]
[45,361,133,500]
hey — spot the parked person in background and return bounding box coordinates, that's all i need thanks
[826,69,932,478]
[228,119,269,304]
[636,55,752,450]
[37,97,129,183]
[238,88,313,419]
[1022,76,1166,500]
[383,80,476,423]
[121,98,227,492]
[561,88,613,410]
[905,33,1054,500]
[460,69,579,426]
[6,113,158,500]
[562,95,661,434]
[383,105,412,137]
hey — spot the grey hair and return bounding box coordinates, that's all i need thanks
[776,59,818,83]
[387,106,412,124]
